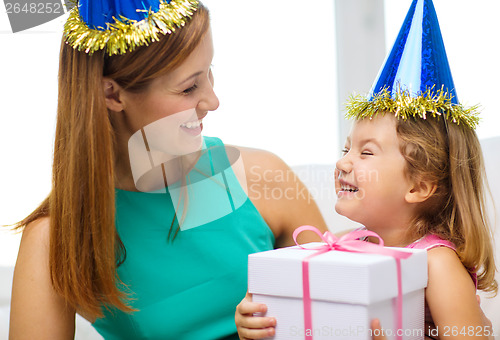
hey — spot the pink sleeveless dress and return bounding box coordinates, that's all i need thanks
[407,234,477,287]
[406,234,477,339]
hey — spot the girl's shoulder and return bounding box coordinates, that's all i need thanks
[421,237,478,290]
[426,245,462,268]
[426,246,477,300]
[425,246,485,336]
[408,233,478,288]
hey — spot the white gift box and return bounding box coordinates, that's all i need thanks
[248,243,428,340]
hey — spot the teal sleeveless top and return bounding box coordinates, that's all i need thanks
[92,137,275,339]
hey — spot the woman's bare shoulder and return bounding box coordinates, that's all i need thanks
[233,145,291,183]
[21,216,51,245]
[10,216,76,339]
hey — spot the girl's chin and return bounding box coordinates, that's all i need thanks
[334,204,363,224]
[334,203,351,218]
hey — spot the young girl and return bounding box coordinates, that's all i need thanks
[236,0,497,338]
[236,111,497,340]
[335,111,497,338]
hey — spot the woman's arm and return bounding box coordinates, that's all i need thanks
[425,247,493,339]
[9,217,76,340]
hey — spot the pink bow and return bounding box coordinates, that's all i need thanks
[293,225,413,340]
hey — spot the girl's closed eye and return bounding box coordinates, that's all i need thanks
[341,148,350,155]
[361,150,374,156]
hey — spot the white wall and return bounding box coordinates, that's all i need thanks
[1,0,499,266]
[0,11,61,265]
[201,0,338,166]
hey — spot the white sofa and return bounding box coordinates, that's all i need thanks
[1,137,499,339]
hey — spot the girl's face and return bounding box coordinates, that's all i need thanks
[118,28,219,149]
[335,114,414,233]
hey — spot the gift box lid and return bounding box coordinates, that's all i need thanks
[248,243,427,305]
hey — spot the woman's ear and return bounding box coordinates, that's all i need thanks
[405,177,438,204]
[103,78,124,112]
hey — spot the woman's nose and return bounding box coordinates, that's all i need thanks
[204,85,219,112]
[199,77,219,112]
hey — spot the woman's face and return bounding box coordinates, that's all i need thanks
[118,28,219,155]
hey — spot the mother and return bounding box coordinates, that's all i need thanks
[9,1,326,339]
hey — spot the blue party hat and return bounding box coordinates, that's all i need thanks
[347,0,479,129]
[64,0,198,56]
[79,0,162,30]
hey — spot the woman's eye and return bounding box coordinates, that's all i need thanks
[183,84,198,94]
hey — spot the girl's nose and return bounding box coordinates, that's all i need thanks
[336,153,352,175]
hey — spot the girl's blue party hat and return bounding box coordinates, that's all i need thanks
[347,0,479,129]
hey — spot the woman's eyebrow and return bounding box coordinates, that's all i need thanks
[177,71,203,87]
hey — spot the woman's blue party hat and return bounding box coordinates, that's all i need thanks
[79,0,163,30]
[347,0,479,129]
[64,0,199,56]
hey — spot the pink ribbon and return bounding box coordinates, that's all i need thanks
[293,226,413,340]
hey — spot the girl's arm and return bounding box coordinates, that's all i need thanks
[9,217,76,340]
[425,247,493,339]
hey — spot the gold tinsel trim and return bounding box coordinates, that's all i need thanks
[64,0,199,56]
[345,86,480,130]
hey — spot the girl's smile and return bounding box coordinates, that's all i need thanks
[337,178,359,197]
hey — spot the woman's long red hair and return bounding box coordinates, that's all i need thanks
[16,4,210,318]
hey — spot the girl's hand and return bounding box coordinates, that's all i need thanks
[370,319,388,340]
[371,299,494,340]
[235,292,276,340]
[477,295,495,340]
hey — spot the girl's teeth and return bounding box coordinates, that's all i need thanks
[341,185,358,192]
